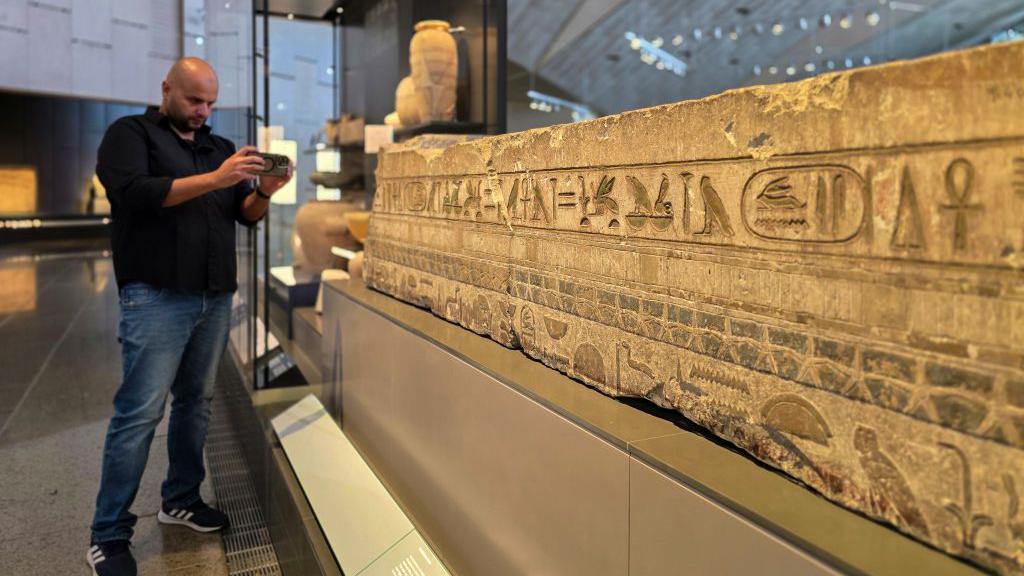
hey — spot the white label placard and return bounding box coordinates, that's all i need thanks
[364,124,394,154]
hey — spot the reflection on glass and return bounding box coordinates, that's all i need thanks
[257,15,335,268]
[269,139,298,206]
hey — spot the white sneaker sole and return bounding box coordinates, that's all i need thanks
[157,510,225,533]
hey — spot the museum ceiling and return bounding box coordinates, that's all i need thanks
[509,0,1024,116]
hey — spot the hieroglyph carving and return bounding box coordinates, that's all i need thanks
[366,43,1024,574]
[375,148,1020,265]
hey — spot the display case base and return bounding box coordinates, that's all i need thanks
[320,279,983,576]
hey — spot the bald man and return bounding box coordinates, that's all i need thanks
[89,58,292,576]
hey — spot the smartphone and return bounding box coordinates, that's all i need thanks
[254,152,289,177]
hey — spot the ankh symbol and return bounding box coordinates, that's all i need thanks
[940,158,983,251]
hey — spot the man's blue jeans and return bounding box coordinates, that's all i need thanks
[91,282,233,543]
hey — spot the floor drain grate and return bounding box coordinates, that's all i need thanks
[207,392,282,576]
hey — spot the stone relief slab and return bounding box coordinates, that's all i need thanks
[364,43,1024,574]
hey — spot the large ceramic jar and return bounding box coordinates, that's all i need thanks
[292,200,362,274]
[395,75,420,127]
[410,20,457,122]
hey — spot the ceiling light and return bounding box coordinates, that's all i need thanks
[799,18,808,31]
[693,28,703,41]
[276,102,286,110]
[866,11,881,26]
[624,32,689,76]
[713,26,722,40]
[768,65,778,75]
[336,6,344,14]
[753,22,765,35]
[195,36,204,46]
[863,56,872,65]
[786,65,796,76]
[889,1,926,12]
[839,14,852,29]
[845,57,854,68]
[804,62,816,72]
[728,27,740,41]
[815,45,823,55]
[326,66,334,76]
[826,60,835,70]
[527,90,595,120]
[672,35,683,46]
[820,14,832,28]
[772,22,784,36]
[753,64,762,75]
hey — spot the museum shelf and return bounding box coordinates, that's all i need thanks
[319,278,985,576]
[393,120,485,141]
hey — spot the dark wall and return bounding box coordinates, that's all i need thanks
[0,91,143,217]
[0,90,252,218]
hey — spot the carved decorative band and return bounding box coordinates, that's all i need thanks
[374,141,1024,269]
[368,238,1024,450]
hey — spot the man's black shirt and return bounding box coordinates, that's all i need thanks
[97,106,259,293]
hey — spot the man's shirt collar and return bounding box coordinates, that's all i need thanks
[144,106,214,146]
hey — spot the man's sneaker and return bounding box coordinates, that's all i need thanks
[157,501,230,533]
[86,540,136,576]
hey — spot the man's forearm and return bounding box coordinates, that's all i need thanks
[163,173,222,207]
[241,190,270,222]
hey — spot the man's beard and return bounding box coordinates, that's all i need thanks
[168,112,204,134]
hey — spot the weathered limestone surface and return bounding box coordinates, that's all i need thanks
[365,42,1024,574]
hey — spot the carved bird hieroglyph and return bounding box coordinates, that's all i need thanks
[620,342,656,380]
[854,426,931,538]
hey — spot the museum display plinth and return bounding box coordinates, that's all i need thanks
[363,41,1024,574]
[321,279,982,576]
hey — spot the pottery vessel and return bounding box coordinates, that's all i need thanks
[395,75,421,127]
[292,200,361,274]
[410,20,457,122]
[344,211,370,244]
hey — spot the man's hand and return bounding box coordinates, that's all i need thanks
[257,160,295,196]
[239,158,294,222]
[212,145,266,188]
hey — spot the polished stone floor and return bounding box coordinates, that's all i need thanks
[0,245,229,575]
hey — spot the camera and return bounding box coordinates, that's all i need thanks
[253,152,290,177]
